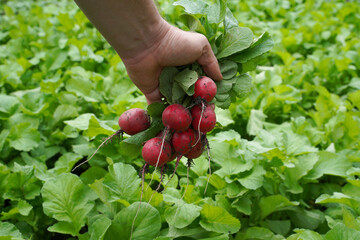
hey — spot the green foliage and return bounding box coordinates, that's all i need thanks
[1,0,360,239]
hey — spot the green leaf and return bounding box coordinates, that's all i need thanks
[232,74,253,101]
[103,163,141,202]
[246,109,267,136]
[217,27,253,59]
[199,204,240,234]
[8,122,41,151]
[147,102,165,119]
[0,94,19,119]
[174,69,198,95]
[348,90,360,109]
[219,60,238,79]
[165,202,201,228]
[84,116,116,138]
[174,0,208,15]
[41,173,94,233]
[230,32,274,63]
[259,195,298,219]
[104,202,161,240]
[181,14,206,34]
[206,0,226,24]
[64,113,95,130]
[305,152,352,179]
[53,104,78,123]
[3,164,41,200]
[238,165,266,190]
[48,222,78,237]
[124,119,163,146]
[324,223,360,240]
[0,222,23,239]
[159,67,178,103]
[287,229,323,240]
[89,215,112,240]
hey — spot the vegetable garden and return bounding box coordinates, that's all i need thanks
[1,0,360,239]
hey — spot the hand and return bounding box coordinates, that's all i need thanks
[121,23,223,104]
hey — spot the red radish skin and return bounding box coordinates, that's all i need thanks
[194,76,217,102]
[118,108,150,135]
[191,104,216,133]
[185,133,205,159]
[142,137,172,167]
[172,128,196,154]
[162,104,192,132]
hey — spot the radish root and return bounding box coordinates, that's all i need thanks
[204,137,212,195]
[130,163,147,240]
[72,129,123,172]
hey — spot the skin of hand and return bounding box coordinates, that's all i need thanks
[74,0,222,104]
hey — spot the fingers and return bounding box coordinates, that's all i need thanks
[197,36,223,81]
[144,88,163,105]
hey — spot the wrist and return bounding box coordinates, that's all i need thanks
[118,18,171,65]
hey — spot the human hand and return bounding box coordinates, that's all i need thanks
[121,23,223,104]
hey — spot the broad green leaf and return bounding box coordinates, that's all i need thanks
[232,74,253,101]
[8,122,40,152]
[64,113,95,130]
[232,197,252,215]
[0,222,23,239]
[104,202,161,240]
[174,0,208,15]
[289,209,325,230]
[348,90,360,109]
[305,152,352,179]
[259,195,298,219]
[206,0,226,24]
[219,60,238,79]
[53,104,78,123]
[159,67,178,103]
[147,102,165,119]
[103,163,141,202]
[199,204,240,234]
[181,14,206,34]
[287,229,323,240]
[215,108,234,127]
[165,202,201,228]
[84,116,116,138]
[48,222,78,237]
[217,27,253,59]
[0,94,19,119]
[284,153,319,194]
[324,223,360,240]
[316,192,359,210]
[230,32,274,63]
[174,69,198,95]
[89,215,112,240]
[238,165,266,190]
[3,164,41,200]
[247,109,267,136]
[41,173,94,232]
[242,227,281,240]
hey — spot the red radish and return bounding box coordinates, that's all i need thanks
[185,133,205,159]
[191,104,216,133]
[162,104,192,132]
[118,108,150,135]
[142,137,172,167]
[193,76,217,102]
[172,128,196,154]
